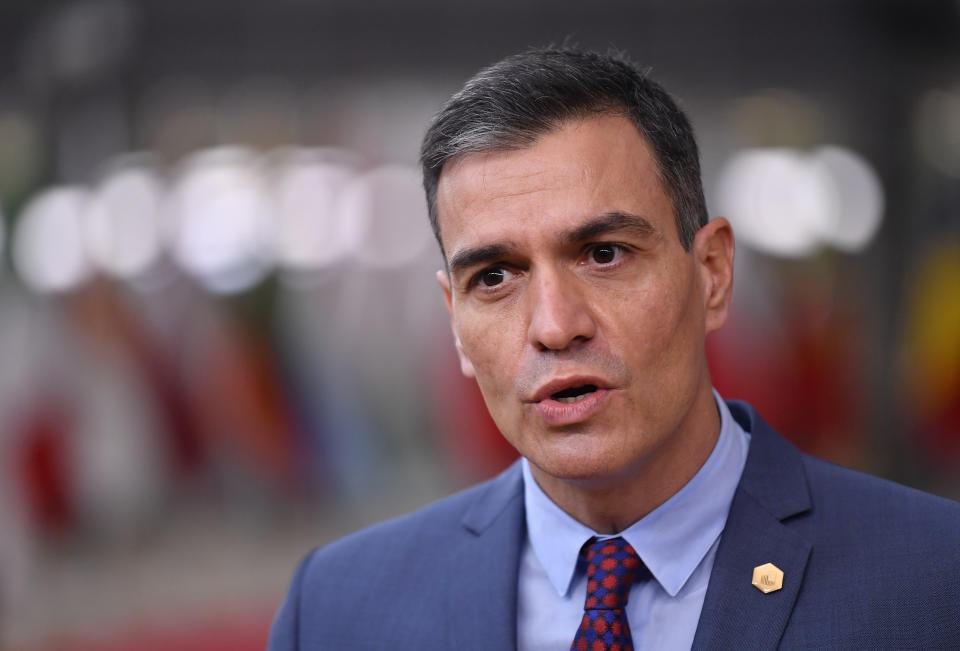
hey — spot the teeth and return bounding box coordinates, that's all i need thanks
[556,394,587,404]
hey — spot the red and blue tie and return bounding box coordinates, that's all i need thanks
[570,537,645,651]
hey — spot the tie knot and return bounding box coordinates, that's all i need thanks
[582,537,643,610]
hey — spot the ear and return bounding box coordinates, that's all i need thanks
[692,217,735,334]
[436,269,476,378]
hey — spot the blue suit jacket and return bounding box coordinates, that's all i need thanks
[269,401,960,649]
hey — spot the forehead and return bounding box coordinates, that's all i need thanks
[435,114,673,253]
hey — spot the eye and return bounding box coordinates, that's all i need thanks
[481,268,506,286]
[589,244,621,264]
[472,266,514,289]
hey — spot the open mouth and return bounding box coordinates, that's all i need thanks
[550,384,598,403]
[534,379,610,426]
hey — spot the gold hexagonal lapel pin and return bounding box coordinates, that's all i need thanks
[752,563,784,594]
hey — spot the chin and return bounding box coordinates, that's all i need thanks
[526,435,640,484]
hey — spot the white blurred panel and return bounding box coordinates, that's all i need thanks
[812,146,884,252]
[84,155,164,279]
[268,147,365,275]
[717,146,884,258]
[344,165,432,269]
[716,148,827,258]
[165,146,273,294]
[13,186,92,293]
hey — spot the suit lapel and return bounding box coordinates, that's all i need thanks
[446,462,525,651]
[693,402,813,650]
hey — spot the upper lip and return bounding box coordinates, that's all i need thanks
[529,375,613,403]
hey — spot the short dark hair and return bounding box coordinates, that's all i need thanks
[420,48,708,257]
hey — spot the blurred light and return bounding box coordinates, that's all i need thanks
[165,147,273,294]
[716,146,884,257]
[343,165,432,269]
[83,154,164,279]
[813,146,884,252]
[268,147,365,279]
[916,87,960,178]
[716,148,827,258]
[900,241,960,417]
[13,186,92,293]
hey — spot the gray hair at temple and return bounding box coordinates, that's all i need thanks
[419,48,709,258]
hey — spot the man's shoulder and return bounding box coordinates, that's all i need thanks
[730,399,959,543]
[298,461,523,581]
[773,453,960,646]
[268,463,525,649]
[797,451,960,546]
[702,405,960,648]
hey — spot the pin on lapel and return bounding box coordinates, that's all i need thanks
[752,563,784,594]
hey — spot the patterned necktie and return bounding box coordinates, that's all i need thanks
[570,536,645,651]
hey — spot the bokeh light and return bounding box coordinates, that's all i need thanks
[268,147,365,282]
[13,186,92,293]
[716,148,827,257]
[165,146,274,294]
[812,146,884,252]
[716,146,884,257]
[83,154,165,279]
[345,164,432,269]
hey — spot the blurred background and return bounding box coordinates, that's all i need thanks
[1,0,958,648]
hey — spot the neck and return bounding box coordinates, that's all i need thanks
[529,382,721,534]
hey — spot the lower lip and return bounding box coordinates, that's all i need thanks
[535,389,612,426]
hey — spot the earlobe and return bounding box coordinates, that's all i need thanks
[454,337,477,378]
[436,269,476,378]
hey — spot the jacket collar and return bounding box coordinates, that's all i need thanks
[728,400,812,519]
[692,400,813,649]
[462,461,524,535]
[450,462,525,650]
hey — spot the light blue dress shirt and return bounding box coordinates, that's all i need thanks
[517,391,750,650]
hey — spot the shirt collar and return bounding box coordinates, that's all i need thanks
[522,390,750,598]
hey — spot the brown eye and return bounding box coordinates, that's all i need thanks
[591,245,618,264]
[481,269,506,286]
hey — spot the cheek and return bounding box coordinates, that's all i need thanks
[608,267,702,373]
[455,310,520,401]
[645,276,707,396]
[458,330,526,443]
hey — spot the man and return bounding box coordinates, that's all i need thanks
[269,49,960,649]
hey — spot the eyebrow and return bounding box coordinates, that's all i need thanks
[448,243,518,279]
[446,211,658,280]
[564,211,657,244]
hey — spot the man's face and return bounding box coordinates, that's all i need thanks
[436,114,730,489]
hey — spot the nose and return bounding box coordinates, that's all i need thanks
[526,269,597,351]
